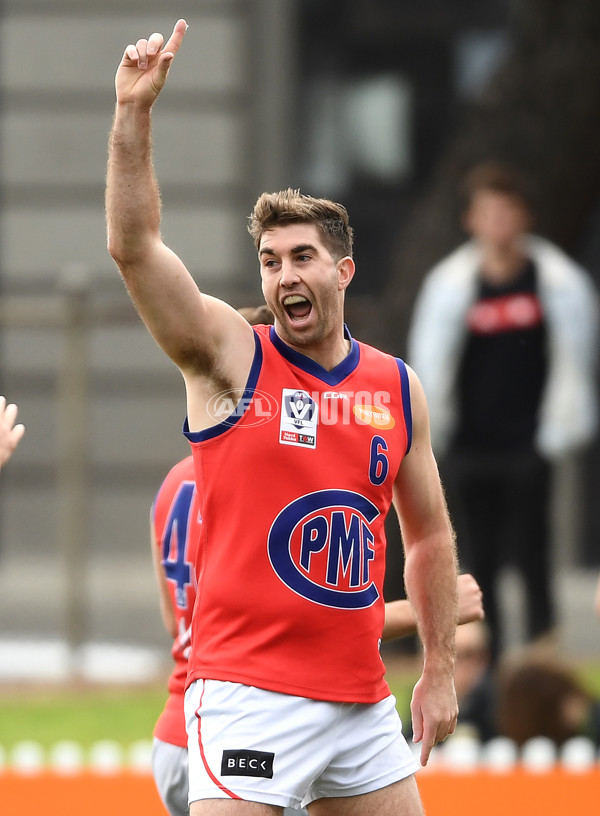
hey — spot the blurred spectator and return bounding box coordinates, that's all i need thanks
[408,161,599,660]
[452,620,497,742]
[0,396,25,469]
[402,618,497,744]
[496,653,600,748]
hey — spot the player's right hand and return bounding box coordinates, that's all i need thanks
[115,18,187,107]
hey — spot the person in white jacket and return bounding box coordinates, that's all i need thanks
[408,162,598,660]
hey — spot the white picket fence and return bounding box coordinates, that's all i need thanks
[1,735,599,775]
[0,739,154,775]
[413,734,600,773]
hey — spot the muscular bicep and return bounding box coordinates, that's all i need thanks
[118,239,254,380]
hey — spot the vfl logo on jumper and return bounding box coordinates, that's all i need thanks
[268,489,380,608]
[221,749,274,778]
[279,389,318,448]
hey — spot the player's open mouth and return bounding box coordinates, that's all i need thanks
[282,294,312,322]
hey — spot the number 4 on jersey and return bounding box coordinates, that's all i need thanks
[161,480,197,608]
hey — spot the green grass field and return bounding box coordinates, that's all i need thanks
[0,682,168,749]
[0,666,418,751]
[1,659,600,751]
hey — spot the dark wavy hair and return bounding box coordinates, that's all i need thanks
[248,188,354,261]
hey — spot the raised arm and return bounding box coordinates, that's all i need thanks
[106,20,254,429]
[0,397,25,469]
[392,366,459,766]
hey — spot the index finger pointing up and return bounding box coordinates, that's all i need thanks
[162,18,188,58]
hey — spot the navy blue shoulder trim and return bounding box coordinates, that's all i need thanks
[269,324,360,386]
[183,330,263,443]
[396,358,412,455]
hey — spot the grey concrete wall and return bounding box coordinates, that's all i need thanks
[0,1,293,651]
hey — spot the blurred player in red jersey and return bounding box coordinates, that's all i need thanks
[108,20,460,815]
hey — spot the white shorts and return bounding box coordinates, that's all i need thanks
[184,679,418,810]
[152,734,303,816]
[152,738,189,816]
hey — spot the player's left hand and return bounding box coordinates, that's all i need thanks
[410,669,458,766]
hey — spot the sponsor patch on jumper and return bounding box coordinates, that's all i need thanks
[352,403,395,430]
[279,389,318,448]
[221,749,274,778]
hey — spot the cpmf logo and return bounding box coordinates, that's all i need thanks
[267,489,380,609]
